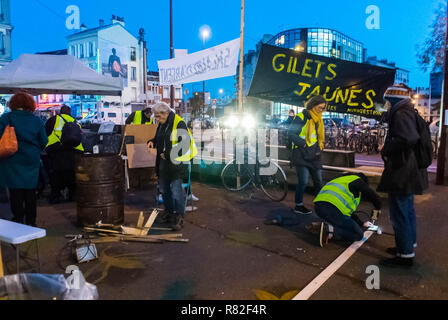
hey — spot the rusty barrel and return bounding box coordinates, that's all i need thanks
[75,154,125,227]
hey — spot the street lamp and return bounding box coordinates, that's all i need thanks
[199,25,211,129]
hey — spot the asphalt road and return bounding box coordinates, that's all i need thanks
[1,172,447,300]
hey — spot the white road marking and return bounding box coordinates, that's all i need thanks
[293,231,374,300]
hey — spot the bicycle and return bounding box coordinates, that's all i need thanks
[220,130,288,202]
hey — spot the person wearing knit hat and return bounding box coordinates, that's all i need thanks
[288,95,327,215]
[377,84,429,268]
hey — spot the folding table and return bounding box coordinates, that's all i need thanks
[0,219,46,275]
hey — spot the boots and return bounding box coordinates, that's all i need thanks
[171,215,184,231]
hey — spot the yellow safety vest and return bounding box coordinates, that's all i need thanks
[46,114,84,152]
[292,112,318,149]
[132,111,153,125]
[314,175,362,217]
[171,114,198,162]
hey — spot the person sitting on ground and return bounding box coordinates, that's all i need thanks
[314,173,382,248]
[126,107,154,125]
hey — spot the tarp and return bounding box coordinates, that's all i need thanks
[158,38,240,86]
[248,44,396,119]
[0,54,123,96]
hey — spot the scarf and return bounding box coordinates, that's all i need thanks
[307,109,325,151]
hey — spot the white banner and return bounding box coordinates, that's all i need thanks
[158,38,240,86]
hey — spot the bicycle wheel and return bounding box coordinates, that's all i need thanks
[259,161,288,202]
[221,160,253,192]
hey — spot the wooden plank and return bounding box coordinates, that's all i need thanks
[84,227,121,234]
[142,210,159,235]
[136,212,144,229]
[121,226,143,236]
[120,238,163,244]
[293,231,374,300]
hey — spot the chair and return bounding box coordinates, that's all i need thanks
[0,219,46,275]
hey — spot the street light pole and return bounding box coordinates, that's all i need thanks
[170,0,175,110]
[238,0,245,114]
[202,36,205,129]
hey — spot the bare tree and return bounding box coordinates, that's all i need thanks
[417,4,447,73]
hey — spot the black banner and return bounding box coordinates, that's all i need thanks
[248,44,397,119]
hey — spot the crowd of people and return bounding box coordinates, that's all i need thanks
[0,87,432,268]
[283,87,430,267]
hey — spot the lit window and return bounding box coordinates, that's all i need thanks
[279,35,285,45]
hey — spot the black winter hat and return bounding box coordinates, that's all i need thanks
[306,95,327,110]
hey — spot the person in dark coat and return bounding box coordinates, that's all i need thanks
[148,102,196,231]
[0,92,48,226]
[377,87,428,267]
[284,109,296,127]
[289,96,326,215]
[45,105,83,203]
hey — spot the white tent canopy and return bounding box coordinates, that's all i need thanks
[0,54,123,96]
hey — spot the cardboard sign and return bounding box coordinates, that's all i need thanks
[126,144,156,169]
[125,124,158,144]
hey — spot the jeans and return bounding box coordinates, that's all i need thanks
[9,189,37,226]
[315,202,364,242]
[295,166,322,206]
[388,194,417,258]
[159,160,186,216]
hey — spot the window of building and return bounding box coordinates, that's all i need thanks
[108,113,117,118]
[79,43,84,58]
[175,88,182,99]
[70,45,76,56]
[0,32,4,55]
[130,47,137,61]
[89,42,95,57]
[131,67,137,81]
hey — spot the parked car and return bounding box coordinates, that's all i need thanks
[80,112,100,128]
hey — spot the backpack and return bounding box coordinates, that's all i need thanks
[60,116,82,148]
[414,110,433,169]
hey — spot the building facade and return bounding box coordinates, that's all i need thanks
[147,71,183,114]
[267,28,364,63]
[365,56,410,86]
[66,16,146,123]
[0,0,12,67]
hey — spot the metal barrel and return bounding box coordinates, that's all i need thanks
[75,153,125,227]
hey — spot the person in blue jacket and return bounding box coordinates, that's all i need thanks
[0,92,48,226]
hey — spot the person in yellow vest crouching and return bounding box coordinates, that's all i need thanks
[45,105,84,204]
[147,102,198,231]
[126,107,154,125]
[314,173,382,248]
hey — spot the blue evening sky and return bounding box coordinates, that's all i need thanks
[14,0,442,99]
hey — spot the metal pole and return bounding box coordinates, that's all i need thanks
[436,2,448,185]
[203,38,205,129]
[238,0,245,114]
[170,0,175,110]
